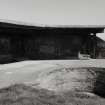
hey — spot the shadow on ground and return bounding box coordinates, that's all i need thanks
[93,68,105,97]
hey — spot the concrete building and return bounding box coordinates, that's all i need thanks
[0,21,104,63]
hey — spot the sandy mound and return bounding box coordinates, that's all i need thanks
[29,67,105,96]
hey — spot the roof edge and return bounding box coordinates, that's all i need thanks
[0,19,105,28]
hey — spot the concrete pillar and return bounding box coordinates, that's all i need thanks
[93,33,97,59]
[90,33,97,59]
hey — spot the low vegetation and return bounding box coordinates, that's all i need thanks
[0,84,105,105]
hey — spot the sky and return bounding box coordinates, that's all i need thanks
[0,0,105,38]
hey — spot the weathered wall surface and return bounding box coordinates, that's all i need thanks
[0,31,91,63]
[0,36,14,63]
[97,37,105,58]
[23,34,83,59]
[0,37,10,54]
[0,26,100,63]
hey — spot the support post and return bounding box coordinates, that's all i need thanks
[93,33,97,59]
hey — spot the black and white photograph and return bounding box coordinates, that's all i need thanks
[0,0,105,105]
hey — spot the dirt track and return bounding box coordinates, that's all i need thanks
[0,59,105,89]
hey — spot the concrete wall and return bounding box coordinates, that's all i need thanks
[0,29,95,63]
[22,34,83,59]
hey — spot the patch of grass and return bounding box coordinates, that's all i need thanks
[0,84,65,105]
[0,84,105,105]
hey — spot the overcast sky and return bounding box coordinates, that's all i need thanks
[0,0,105,38]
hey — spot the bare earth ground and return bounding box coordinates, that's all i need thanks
[0,59,105,104]
[0,59,105,88]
